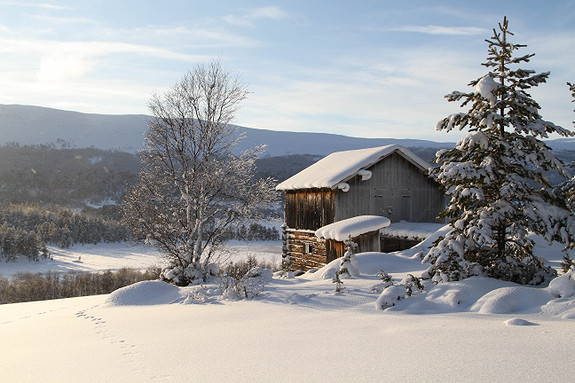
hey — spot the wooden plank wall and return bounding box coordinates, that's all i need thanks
[335,152,444,223]
[284,189,335,231]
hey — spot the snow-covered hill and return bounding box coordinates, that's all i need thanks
[1,103,572,161]
[0,104,453,155]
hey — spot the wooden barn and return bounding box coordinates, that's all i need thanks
[276,144,445,270]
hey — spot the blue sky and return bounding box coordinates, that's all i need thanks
[0,1,573,142]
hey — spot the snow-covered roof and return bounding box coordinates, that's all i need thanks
[276,144,430,191]
[315,215,391,241]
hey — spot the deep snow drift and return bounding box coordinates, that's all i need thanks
[1,232,575,382]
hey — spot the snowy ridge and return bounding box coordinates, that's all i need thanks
[0,104,452,155]
[276,144,430,190]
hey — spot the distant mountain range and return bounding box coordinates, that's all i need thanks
[0,104,573,158]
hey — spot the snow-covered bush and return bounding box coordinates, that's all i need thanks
[219,266,270,299]
[161,262,219,286]
[548,271,575,298]
[375,285,406,310]
[371,270,394,293]
[561,254,575,273]
[339,237,359,277]
[375,273,425,310]
[400,274,424,297]
[332,271,344,293]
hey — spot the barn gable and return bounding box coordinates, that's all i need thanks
[276,144,429,191]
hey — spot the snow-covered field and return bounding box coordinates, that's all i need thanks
[1,234,575,382]
[0,240,283,279]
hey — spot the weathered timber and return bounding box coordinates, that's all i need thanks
[284,189,334,231]
[335,151,444,223]
[286,229,329,270]
[286,228,382,271]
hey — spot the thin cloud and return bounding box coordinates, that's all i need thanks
[29,14,101,26]
[223,6,289,27]
[0,37,208,61]
[0,2,71,10]
[0,36,210,84]
[395,25,488,36]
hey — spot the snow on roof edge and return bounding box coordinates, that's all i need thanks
[315,215,391,242]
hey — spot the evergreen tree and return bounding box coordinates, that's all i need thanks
[555,82,575,255]
[424,17,574,285]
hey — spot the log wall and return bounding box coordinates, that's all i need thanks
[286,229,328,271]
[286,229,381,271]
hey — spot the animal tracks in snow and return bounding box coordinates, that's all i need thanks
[75,306,138,358]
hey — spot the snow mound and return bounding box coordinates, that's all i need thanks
[470,286,554,314]
[541,297,575,319]
[105,280,182,306]
[285,293,316,304]
[385,277,512,314]
[548,270,575,298]
[307,251,426,281]
[504,318,538,326]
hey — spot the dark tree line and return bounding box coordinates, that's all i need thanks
[222,223,280,241]
[0,204,128,261]
[0,267,160,304]
[0,143,140,207]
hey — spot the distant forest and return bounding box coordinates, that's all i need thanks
[0,143,140,208]
[0,143,326,209]
[1,143,572,209]
[0,143,301,260]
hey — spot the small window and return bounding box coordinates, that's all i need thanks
[304,242,314,254]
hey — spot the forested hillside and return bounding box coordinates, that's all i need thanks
[0,144,140,207]
[1,143,572,211]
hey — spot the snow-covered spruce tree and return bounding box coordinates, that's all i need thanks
[556,82,575,261]
[424,17,574,285]
[123,61,277,286]
[339,236,359,277]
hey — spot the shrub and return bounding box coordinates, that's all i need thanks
[0,267,161,304]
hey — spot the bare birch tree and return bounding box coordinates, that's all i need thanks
[123,61,277,285]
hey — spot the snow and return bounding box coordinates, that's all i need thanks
[314,215,391,241]
[476,74,498,105]
[0,241,283,279]
[0,243,163,279]
[2,232,575,382]
[276,144,430,190]
[548,270,575,298]
[380,221,445,239]
[504,317,538,326]
[105,280,182,306]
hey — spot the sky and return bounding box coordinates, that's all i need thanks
[0,1,573,142]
